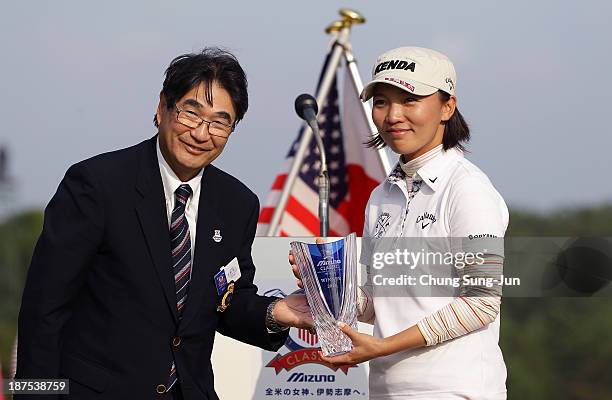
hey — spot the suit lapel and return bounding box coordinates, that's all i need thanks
[180,166,225,330]
[135,137,179,324]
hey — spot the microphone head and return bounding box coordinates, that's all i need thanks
[294,93,319,120]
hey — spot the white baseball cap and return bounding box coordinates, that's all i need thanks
[360,46,457,101]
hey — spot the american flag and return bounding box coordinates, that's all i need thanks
[257,53,385,236]
[298,328,319,347]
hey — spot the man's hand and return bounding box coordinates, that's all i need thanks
[272,293,314,330]
[288,250,304,289]
[288,238,324,290]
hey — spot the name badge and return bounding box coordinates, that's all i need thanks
[222,257,241,283]
[214,269,228,295]
[214,258,241,312]
[214,258,241,293]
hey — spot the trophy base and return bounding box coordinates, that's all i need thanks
[316,320,355,357]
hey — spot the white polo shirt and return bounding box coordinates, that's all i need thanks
[361,147,509,399]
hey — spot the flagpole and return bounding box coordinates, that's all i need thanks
[267,11,364,236]
[343,47,393,175]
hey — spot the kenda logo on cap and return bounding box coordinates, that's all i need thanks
[374,59,416,75]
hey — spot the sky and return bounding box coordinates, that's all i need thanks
[1,0,611,217]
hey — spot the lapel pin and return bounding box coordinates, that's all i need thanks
[212,229,222,243]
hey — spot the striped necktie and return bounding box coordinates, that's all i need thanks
[167,184,193,392]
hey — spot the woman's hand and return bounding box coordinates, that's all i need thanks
[320,322,387,366]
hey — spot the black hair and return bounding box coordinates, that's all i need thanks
[154,47,248,127]
[365,90,470,152]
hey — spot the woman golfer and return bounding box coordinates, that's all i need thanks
[291,46,509,399]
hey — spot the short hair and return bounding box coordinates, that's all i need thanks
[365,91,470,152]
[154,47,248,127]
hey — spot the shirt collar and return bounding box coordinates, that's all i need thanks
[386,162,406,184]
[156,137,204,201]
[385,147,463,192]
[415,147,463,191]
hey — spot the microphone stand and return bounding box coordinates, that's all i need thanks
[305,114,330,237]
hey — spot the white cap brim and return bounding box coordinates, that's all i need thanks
[360,76,439,101]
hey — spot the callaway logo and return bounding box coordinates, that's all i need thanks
[375,59,416,74]
[416,212,437,229]
[445,77,455,91]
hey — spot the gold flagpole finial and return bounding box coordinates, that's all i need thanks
[339,8,365,25]
[325,20,344,34]
[325,9,365,34]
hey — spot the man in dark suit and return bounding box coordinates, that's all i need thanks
[16,48,311,399]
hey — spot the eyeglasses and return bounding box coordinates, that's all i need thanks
[174,105,233,138]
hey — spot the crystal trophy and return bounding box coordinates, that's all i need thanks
[290,233,358,356]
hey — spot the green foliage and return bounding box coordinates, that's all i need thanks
[0,210,43,379]
[508,205,612,236]
[504,206,612,399]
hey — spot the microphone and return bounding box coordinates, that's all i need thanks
[294,93,319,125]
[294,93,329,237]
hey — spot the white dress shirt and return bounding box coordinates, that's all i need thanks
[156,138,204,260]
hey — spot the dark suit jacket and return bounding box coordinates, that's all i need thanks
[16,136,287,399]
